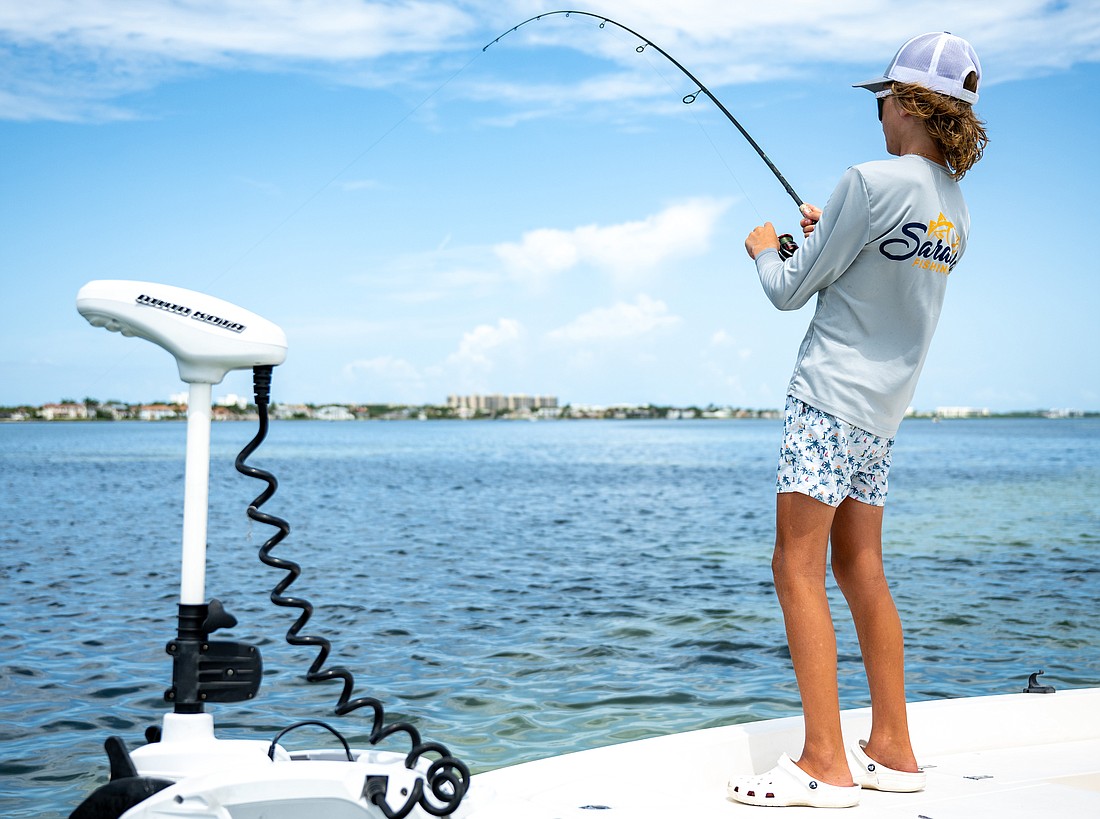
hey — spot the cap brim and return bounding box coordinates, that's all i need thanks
[853,76,891,94]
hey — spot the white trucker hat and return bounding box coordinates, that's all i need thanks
[854,32,981,104]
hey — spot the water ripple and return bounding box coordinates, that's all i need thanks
[1,418,1098,818]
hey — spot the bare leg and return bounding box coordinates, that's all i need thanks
[830,498,919,772]
[772,492,854,786]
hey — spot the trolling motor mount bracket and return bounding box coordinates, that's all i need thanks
[164,599,262,712]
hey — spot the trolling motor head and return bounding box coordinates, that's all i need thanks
[77,279,287,383]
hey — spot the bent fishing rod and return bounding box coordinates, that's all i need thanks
[486,9,808,251]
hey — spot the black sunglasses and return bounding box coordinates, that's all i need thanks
[876,92,894,122]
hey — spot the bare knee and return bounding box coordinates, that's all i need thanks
[831,549,890,602]
[773,545,827,603]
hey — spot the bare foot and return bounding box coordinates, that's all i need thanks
[795,753,857,787]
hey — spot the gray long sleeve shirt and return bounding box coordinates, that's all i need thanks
[755,155,969,438]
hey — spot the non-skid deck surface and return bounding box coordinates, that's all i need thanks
[465,689,1100,819]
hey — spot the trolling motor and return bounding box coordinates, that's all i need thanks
[71,281,471,819]
[77,281,285,722]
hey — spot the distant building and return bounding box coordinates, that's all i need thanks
[100,403,129,420]
[272,403,314,420]
[315,405,355,421]
[137,404,180,421]
[1043,408,1084,418]
[935,406,991,419]
[168,392,246,410]
[569,404,608,418]
[447,394,558,418]
[215,394,248,410]
[40,403,89,420]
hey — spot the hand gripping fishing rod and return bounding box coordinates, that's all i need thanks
[485,10,806,257]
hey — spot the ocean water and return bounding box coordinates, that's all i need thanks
[2,417,1098,817]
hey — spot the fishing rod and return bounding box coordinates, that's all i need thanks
[485,9,807,256]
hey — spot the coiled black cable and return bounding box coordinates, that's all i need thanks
[235,365,470,817]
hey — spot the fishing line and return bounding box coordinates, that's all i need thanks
[692,116,768,224]
[82,54,488,397]
[80,53,490,393]
[204,50,485,291]
[485,10,807,217]
[602,21,768,222]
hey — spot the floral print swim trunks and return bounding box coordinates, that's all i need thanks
[777,396,894,507]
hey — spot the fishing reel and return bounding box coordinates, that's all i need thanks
[778,233,798,260]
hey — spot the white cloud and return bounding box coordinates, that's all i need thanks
[0,0,475,120]
[495,198,731,283]
[463,71,674,127]
[446,318,522,369]
[478,2,1100,83]
[547,294,680,343]
[0,1,474,61]
[3,2,1098,122]
[710,329,752,359]
[494,229,580,279]
[9,0,1085,70]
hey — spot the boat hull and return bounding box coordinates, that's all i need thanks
[104,688,1100,818]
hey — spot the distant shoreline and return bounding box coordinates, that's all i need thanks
[2,404,1094,423]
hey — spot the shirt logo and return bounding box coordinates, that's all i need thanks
[878,212,962,274]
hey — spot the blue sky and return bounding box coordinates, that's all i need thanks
[2,1,1098,411]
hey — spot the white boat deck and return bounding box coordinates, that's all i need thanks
[464,687,1100,818]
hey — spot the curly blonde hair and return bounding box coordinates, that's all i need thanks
[889,80,988,179]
